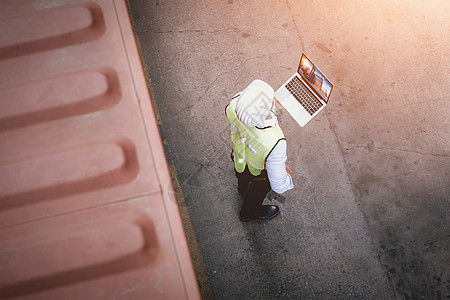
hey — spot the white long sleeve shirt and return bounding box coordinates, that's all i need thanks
[265,139,294,194]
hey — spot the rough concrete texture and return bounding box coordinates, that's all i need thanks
[127,0,449,299]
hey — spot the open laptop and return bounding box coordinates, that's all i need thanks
[275,53,333,127]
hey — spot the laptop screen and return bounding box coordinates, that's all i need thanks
[298,53,333,103]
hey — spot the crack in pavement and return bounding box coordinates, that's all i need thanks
[176,45,297,116]
[325,113,361,199]
[382,164,449,181]
[242,44,296,65]
[285,0,305,52]
[174,70,234,115]
[344,143,450,158]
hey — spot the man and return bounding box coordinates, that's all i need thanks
[225,80,294,222]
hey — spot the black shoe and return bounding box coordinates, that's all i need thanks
[239,205,280,222]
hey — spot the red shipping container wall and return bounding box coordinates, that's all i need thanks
[0,0,200,299]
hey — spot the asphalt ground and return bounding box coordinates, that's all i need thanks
[127,0,449,299]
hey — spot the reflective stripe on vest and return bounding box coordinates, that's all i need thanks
[225,96,285,176]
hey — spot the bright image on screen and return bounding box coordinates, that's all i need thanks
[300,55,313,78]
[299,55,332,102]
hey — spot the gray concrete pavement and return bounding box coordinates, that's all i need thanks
[127,0,449,298]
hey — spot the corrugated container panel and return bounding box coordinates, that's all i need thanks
[0,0,200,299]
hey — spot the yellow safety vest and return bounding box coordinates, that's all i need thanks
[225,96,285,176]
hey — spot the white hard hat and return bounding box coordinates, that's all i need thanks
[235,80,274,127]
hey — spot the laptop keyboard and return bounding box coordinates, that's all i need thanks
[286,76,323,116]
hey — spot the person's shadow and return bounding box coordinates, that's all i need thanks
[266,189,286,203]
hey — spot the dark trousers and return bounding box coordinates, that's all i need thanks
[232,152,271,213]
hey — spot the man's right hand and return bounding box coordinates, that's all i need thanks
[286,165,292,176]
